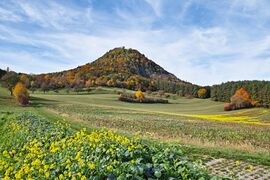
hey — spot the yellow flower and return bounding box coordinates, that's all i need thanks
[109,148,115,154]
[3,176,10,180]
[59,174,64,180]
[68,172,72,177]
[45,172,50,178]
[75,152,81,160]
[2,150,9,157]
[248,165,254,172]
[31,159,41,166]
[15,170,23,179]
[50,164,55,169]
[235,160,240,166]
[88,163,96,170]
[39,168,44,173]
[24,166,30,174]
[81,176,87,180]
[106,165,113,171]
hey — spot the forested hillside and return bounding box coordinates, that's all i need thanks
[25,47,200,96]
[211,81,270,107]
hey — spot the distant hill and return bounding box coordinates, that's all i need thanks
[88,47,178,81]
[30,47,199,96]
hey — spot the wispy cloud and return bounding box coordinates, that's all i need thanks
[0,0,270,85]
[145,0,163,17]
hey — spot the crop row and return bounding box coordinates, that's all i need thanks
[0,112,215,179]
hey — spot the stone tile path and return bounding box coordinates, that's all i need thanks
[205,158,270,179]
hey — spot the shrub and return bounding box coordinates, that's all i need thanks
[119,94,168,104]
[224,103,235,111]
[12,82,29,106]
[251,100,260,107]
[135,90,145,101]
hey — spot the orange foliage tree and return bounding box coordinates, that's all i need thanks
[235,88,250,102]
[224,88,253,111]
[135,90,145,101]
[13,82,29,106]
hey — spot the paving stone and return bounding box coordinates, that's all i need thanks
[205,158,270,179]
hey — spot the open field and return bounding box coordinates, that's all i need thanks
[31,90,270,153]
[1,86,270,178]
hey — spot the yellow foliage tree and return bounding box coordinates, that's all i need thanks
[13,82,29,106]
[197,88,207,99]
[135,90,145,101]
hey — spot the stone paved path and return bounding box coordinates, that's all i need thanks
[205,158,270,179]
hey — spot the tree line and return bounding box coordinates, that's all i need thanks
[211,81,270,108]
[1,70,269,108]
[0,69,202,97]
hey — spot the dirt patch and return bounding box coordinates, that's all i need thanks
[46,108,84,123]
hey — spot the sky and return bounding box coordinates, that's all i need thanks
[0,0,270,85]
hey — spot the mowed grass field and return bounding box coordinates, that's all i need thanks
[1,86,270,175]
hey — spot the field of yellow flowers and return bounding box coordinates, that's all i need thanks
[0,112,213,179]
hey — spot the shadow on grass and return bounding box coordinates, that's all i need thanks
[30,96,59,108]
[0,96,13,100]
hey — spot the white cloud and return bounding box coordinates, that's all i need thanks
[0,0,270,85]
[0,6,22,22]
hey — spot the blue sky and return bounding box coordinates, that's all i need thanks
[0,0,270,85]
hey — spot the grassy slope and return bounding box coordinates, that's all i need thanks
[1,86,270,165]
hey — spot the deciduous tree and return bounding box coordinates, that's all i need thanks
[198,88,207,99]
[13,82,29,106]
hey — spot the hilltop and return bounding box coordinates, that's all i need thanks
[87,47,178,81]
